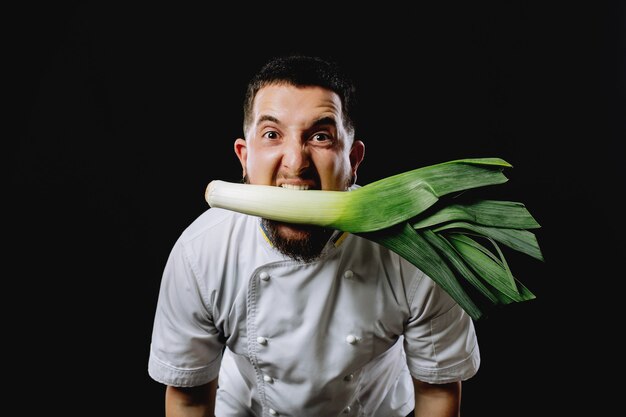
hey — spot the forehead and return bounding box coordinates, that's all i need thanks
[252,84,343,118]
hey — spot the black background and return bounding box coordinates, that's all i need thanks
[10,2,625,416]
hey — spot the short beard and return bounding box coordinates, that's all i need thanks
[261,218,334,263]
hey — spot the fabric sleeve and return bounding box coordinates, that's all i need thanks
[148,239,224,387]
[403,270,480,384]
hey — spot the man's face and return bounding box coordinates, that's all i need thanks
[234,84,364,259]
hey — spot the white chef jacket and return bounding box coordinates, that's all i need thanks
[148,208,480,417]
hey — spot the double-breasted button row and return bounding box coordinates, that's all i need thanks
[255,268,359,416]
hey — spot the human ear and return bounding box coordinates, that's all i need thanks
[234,138,248,179]
[349,140,365,178]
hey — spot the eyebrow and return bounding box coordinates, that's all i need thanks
[310,116,337,128]
[257,115,280,125]
[256,115,337,129]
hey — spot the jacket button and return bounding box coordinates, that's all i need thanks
[346,335,358,344]
[268,408,278,416]
[263,374,274,383]
[257,336,268,345]
[343,270,354,279]
[259,271,270,281]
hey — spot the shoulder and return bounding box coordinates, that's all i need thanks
[340,233,428,308]
[161,209,260,303]
[168,208,259,273]
[344,233,427,282]
[181,208,250,239]
[177,208,256,248]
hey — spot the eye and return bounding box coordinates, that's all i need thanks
[262,131,279,140]
[311,132,331,142]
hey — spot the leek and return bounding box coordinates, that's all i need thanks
[205,157,543,320]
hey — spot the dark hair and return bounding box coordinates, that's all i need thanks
[243,55,357,139]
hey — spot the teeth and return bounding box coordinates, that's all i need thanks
[281,184,310,190]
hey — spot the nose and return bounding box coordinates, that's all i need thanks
[281,139,310,175]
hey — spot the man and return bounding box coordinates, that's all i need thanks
[148,54,480,416]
